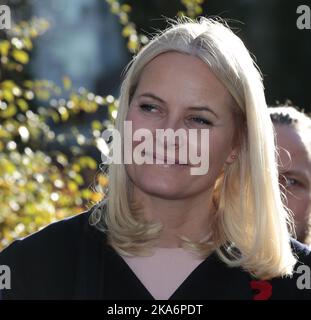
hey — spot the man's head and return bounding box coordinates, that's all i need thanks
[270,106,311,245]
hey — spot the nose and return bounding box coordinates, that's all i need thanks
[152,114,186,151]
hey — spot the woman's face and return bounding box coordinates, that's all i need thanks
[125,51,238,200]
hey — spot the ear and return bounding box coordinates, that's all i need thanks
[225,148,239,165]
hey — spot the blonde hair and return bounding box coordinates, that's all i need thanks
[91,17,297,279]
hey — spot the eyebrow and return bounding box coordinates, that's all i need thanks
[187,106,218,118]
[280,169,308,180]
[137,93,219,118]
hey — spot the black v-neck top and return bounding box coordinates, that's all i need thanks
[0,207,311,300]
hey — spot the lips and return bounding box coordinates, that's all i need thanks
[142,151,188,165]
[153,154,188,165]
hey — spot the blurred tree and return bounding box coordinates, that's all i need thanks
[0,17,114,249]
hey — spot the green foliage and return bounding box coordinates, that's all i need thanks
[105,0,149,53]
[0,17,112,249]
[0,0,205,249]
[179,0,204,18]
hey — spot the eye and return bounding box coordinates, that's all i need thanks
[139,104,158,113]
[189,116,213,126]
[285,178,299,187]
[280,175,300,189]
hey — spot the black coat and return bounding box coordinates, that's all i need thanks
[0,207,311,300]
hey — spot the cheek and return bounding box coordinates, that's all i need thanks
[287,189,311,220]
[189,129,232,154]
[187,133,234,188]
[126,110,150,152]
[124,163,135,183]
[208,131,233,164]
[126,108,142,130]
[126,108,157,139]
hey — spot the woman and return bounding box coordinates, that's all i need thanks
[1,17,310,300]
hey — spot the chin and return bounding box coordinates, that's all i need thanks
[140,184,187,200]
[143,180,184,198]
[134,167,188,199]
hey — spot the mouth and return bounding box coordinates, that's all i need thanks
[146,152,189,166]
[138,151,188,165]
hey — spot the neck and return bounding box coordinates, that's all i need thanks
[132,187,215,248]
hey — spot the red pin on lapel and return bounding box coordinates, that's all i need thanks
[250,280,272,300]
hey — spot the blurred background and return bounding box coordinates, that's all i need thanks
[0,0,310,248]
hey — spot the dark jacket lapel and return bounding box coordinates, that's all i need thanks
[73,213,253,300]
[170,251,254,300]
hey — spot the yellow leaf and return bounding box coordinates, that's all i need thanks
[121,4,131,13]
[98,175,109,187]
[58,106,69,121]
[81,189,92,199]
[29,28,38,38]
[0,104,16,118]
[36,89,50,100]
[63,76,72,90]
[1,80,15,89]
[23,38,33,50]
[195,6,203,15]
[68,181,78,192]
[72,164,81,172]
[17,98,29,112]
[12,49,29,64]
[122,24,136,38]
[23,80,33,88]
[51,110,60,123]
[91,192,103,202]
[91,120,102,130]
[127,38,139,53]
[0,127,11,138]
[3,89,14,102]
[0,40,10,57]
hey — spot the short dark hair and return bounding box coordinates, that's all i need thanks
[269,105,311,129]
